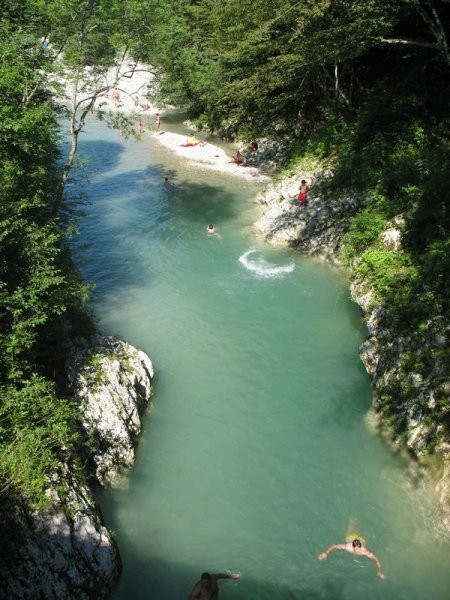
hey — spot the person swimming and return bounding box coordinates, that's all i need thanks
[206,224,215,234]
[188,572,240,600]
[319,538,385,579]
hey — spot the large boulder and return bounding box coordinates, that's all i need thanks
[67,335,154,485]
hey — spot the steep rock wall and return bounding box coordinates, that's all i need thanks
[255,173,362,262]
[67,334,154,486]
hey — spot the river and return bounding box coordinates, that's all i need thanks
[67,117,450,599]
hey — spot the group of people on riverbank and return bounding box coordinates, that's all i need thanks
[189,536,384,598]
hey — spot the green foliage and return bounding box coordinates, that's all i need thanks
[0,29,90,381]
[354,249,415,297]
[280,151,325,180]
[143,0,401,134]
[0,377,81,509]
[343,206,388,259]
[0,3,96,509]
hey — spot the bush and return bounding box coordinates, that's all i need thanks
[0,377,81,509]
[343,204,388,260]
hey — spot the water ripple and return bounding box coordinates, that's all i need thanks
[239,248,295,278]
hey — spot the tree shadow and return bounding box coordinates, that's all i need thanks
[104,549,347,600]
[63,138,245,306]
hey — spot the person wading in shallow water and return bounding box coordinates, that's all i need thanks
[188,571,240,599]
[319,538,385,579]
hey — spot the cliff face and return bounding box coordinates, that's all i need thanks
[255,176,450,532]
[0,476,120,600]
[0,335,154,599]
[255,173,362,262]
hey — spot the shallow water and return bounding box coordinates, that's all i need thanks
[67,118,450,600]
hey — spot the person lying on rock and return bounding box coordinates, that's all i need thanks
[319,538,385,579]
[188,571,240,599]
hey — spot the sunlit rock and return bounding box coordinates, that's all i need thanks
[67,334,154,485]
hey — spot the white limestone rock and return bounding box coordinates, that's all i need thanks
[255,172,363,263]
[0,476,120,600]
[67,334,154,485]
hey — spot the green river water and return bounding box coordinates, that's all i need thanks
[67,118,450,599]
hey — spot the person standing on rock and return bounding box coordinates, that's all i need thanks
[297,180,309,206]
[155,112,161,131]
[188,571,240,599]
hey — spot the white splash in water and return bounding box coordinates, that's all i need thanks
[239,249,295,278]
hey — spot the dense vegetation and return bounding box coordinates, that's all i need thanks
[1,0,449,510]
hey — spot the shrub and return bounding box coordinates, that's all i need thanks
[0,376,81,509]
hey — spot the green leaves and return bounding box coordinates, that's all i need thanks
[0,377,80,508]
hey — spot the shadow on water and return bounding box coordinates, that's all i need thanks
[169,180,242,223]
[61,139,125,184]
[67,141,246,303]
[108,551,346,600]
[77,139,244,229]
[100,491,346,600]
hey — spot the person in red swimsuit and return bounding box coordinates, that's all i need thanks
[298,180,309,206]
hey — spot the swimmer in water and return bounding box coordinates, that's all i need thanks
[319,538,385,579]
[206,224,215,234]
[188,572,240,600]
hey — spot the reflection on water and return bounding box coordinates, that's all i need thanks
[67,118,450,600]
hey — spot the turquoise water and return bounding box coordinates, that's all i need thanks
[67,119,450,599]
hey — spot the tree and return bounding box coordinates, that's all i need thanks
[33,0,158,214]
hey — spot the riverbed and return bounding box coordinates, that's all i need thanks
[67,117,450,600]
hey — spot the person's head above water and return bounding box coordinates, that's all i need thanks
[200,573,212,589]
[352,539,362,548]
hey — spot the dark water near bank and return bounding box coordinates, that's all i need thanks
[67,118,450,599]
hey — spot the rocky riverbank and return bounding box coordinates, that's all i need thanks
[0,335,154,599]
[254,172,450,533]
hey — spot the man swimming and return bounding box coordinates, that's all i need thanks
[319,538,385,579]
[188,571,240,600]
